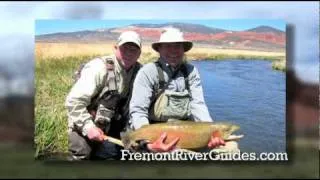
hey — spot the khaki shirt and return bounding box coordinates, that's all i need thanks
[65,54,139,137]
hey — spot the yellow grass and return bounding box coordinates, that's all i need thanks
[35,42,285,66]
[186,47,285,59]
[35,42,116,59]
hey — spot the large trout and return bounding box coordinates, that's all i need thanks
[121,120,243,150]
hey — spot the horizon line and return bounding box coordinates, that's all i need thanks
[35,22,285,36]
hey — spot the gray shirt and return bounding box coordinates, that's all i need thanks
[129,59,213,130]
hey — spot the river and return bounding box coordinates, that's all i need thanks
[190,59,286,153]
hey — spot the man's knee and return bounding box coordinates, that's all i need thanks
[92,140,123,160]
[68,131,92,160]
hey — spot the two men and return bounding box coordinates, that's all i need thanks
[129,28,229,152]
[65,28,237,160]
[65,31,142,160]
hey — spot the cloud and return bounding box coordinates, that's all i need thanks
[56,2,106,19]
[0,33,34,97]
[0,34,34,85]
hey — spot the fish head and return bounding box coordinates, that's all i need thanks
[229,124,240,133]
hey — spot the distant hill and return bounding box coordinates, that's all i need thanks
[131,22,226,34]
[36,30,118,43]
[247,25,285,35]
[36,22,285,51]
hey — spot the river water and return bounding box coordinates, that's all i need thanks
[190,59,286,153]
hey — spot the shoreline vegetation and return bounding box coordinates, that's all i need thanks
[34,42,285,157]
[36,42,286,71]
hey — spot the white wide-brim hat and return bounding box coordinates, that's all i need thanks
[152,27,193,52]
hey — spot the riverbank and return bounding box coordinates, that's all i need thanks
[186,47,285,71]
[35,42,286,71]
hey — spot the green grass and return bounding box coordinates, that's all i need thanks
[271,57,286,72]
[35,55,99,157]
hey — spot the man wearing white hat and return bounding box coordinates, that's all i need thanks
[65,31,142,160]
[129,27,237,153]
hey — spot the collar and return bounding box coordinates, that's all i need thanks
[158,57,184,75]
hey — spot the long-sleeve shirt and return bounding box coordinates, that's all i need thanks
[65,55,139,137]
[129,59,213,130]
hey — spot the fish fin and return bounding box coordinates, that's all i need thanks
[140,124,150,128]
[212,130,222,138]
[166,119,187,123]
[225,134,244,141]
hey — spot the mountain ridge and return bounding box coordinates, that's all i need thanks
[35,22,285,51]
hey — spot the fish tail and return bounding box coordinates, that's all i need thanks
[120,131,131,149]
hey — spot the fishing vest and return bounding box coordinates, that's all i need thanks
[149,60,191,123]
[74,56,141,138]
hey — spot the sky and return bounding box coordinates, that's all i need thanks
[0,1,318,96]
[35,19,286,35]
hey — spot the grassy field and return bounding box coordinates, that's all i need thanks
[34,42,286,158]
